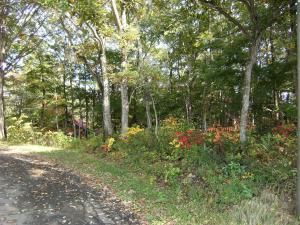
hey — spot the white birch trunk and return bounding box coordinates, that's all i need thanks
[100,48,113,137]
[239,35,261,144]
[0,7,6,139]
[121,79,129,134]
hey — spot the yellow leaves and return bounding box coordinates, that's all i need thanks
[162,116,179,130]
[107,137,115,149]
[169,139,180,148]
[120,126,144,141]
[124,126,144,137]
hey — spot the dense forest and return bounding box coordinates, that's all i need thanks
[1,0,300,224]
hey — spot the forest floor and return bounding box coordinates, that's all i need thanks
[0,145,141,225]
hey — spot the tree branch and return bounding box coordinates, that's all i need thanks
[195,0,250,38]
[111,0,123,32]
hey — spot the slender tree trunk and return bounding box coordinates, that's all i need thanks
[145,101,152,129]
[296,0,300,216]
[92,88,96,131]
[100,47,113,137]
[240,34,261,144]
[40,75,46,128]
[63,71,68,132]
[121,79,129,133]
[70,75,76,138]
[0,37,6,140]
[0,5,7,139]
[55,90,59,131]
[185,87,192,123]
[120,41,129,133]
[87,23,113,138]
[85,94,89,138]
[151,94,158,139]
[0,65,5,139]
[144,81,152,129]
[111,0,129,134]
[78,76,82,138]
[202,86,207,131]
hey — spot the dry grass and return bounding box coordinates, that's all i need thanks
[223,189,297,225]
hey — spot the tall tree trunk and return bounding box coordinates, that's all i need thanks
[121,79,129,133]
[111,0,129,134]
[100,47,113,137]
[70,74,76,138]
[185,86,192,123]
[120,26,129,133]
[296,0,300,216]
[144,80,152,129]
[79,78,82,139]
[151,94,158,139]
[87,23,113,138]
[40,75,46,128]
[0,4,7,139]
[240,34,261,144]
[55,90,59,131]
[0,65,6,139]
[145,101,152,129]
[63,71,68,132]
[202,86,207,131]
[92,88,96,131]
[85,93,89,138]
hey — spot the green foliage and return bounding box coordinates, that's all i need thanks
[67,126,296,209]
[36,128,299,224]
[41,131,72,147]
[7,116,35,144]
[7,116,72,147]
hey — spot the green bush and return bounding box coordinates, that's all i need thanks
[7,116,35,144]
[41,131,72,147]
[7,116,72,147]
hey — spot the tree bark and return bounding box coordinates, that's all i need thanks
[111,0,129,134]
[0,64,6,139]
[239,34,261,144]
[151,94,158,139]
[144,80,152,129]
[0,2,7,139]
[87,23,113,138]
[40,74,46,128]
[121,79,129,133]
[63,70,68,132]
[185,88,192,123]
[202,86,207,131]
[296,0,300,216]
[100,46,113,137]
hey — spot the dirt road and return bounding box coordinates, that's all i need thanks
[0,148,140,225]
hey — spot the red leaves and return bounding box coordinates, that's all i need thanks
[273,124,295,138]
[174,130,204,149]
[101,144,109,152]
[206,126,240,144]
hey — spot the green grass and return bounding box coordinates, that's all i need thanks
[33,146,298,225]
[36,147,223,224]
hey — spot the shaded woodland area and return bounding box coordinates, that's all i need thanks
[1,0,300,224]
[1,0,295,140]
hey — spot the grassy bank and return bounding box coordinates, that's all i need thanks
[6,121,299,224]
[35,141,298,225]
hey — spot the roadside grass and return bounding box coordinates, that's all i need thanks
[36,147,216,224]
[33,146,298,225]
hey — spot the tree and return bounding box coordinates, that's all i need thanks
[0,0,44,139]
[195,0,289,144]
[296,0,300,217]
